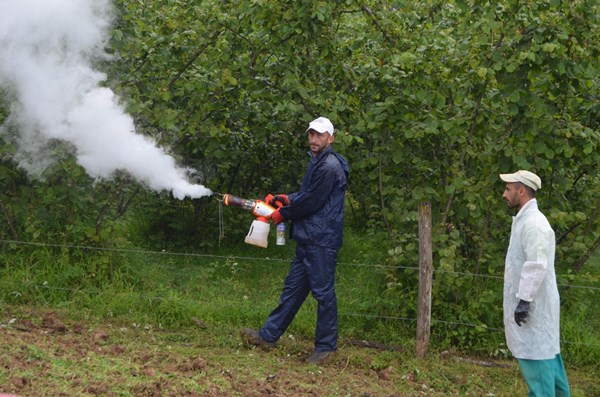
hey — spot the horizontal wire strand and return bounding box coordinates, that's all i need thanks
[1,238,599,349]
[2,239,598,289]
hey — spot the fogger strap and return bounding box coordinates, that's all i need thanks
[217,196,225,242]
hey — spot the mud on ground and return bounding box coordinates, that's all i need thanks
[1,309,426,397]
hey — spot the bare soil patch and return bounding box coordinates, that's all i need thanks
[0,308,547,396]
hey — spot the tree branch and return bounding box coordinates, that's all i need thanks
[573,235,600,273]
[168,31,222,88]
[378,151,393,241]
[361,5,397,48]
[557,222,581,245]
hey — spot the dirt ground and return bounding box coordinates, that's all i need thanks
[0,310,406,397]
[0,309,555,396]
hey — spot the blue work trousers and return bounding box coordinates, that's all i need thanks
[260,243,338,352]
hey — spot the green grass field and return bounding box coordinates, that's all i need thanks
[1,235,599,396]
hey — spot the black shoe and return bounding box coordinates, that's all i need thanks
[306,350,334,365]
[240,328,276,350]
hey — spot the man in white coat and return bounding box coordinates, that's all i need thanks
[500,170,570,397]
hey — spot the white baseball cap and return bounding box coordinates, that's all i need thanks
[306,117,334,135]
[499,170,542,191]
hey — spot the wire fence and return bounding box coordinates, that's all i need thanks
[1,238,599,349]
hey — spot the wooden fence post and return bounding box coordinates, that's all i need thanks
[416,202,433,358]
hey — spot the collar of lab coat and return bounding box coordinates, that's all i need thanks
[515,198,538,220]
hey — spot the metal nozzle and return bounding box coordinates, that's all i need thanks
[220,193,255,211]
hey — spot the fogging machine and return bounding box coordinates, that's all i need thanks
[218,193,285,248]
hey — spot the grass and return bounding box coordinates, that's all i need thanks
[0,233,599,395]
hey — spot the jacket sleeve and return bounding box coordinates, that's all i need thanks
[516,218,551,302]
[280,162,335,220]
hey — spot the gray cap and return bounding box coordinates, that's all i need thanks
[500,170,542,191]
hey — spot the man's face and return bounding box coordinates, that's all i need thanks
[308,129,334,155]
[502,183,522,209]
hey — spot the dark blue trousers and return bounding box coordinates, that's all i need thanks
[260,243,338,352]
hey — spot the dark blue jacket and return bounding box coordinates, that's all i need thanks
[279,146,349,249]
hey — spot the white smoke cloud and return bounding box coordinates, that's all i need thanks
[0,0,211,200]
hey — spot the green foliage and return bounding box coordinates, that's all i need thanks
[1,0,599,365]
[364,0,600,351]
[3,0,599,258]
[0,144,140,248]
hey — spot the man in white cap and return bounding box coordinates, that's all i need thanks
[500,170,570,396]
[241,116,349,364]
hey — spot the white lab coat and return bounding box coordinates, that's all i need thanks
[504,199,561,360]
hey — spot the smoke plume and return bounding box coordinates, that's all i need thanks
[0,0,211,199]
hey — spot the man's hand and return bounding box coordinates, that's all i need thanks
[514,300,530,327]
[269,194,290,208]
